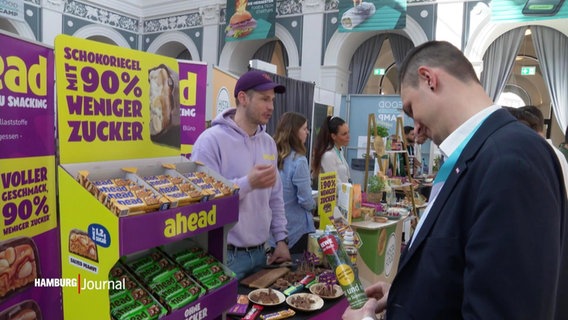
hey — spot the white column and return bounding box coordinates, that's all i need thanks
[41,0,65,47]
[199,5,220,66]
[435,2,464,49]
[300,0,325,83]
[199,5,220,122]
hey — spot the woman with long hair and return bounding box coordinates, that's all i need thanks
[311,115,351,186]
[272,112,316,253]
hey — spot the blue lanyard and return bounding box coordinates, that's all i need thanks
[434,119,487,184]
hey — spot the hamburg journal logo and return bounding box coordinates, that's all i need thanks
[34,274,125,293]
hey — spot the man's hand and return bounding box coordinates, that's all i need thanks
[267,240,291,265]
[248,165,277,189]
[342,281,390,320]
[365,281,390,312]
[342,298,379,320]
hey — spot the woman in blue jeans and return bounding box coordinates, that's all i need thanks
[271,112,316,253]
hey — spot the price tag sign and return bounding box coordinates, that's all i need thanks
[318,172,337,230]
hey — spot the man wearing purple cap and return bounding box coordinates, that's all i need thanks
[190,70,291,279]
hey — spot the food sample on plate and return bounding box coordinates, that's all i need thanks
[248,288,285,306]
[270,278,292,291]
[309,283,344,299]
[286,293,324,311]
[68,229,98,262]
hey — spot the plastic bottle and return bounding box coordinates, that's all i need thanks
[318,233,367,309]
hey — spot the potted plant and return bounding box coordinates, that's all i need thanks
[370,125,389,138]
[371,125,389,157]
[366,174,385,203]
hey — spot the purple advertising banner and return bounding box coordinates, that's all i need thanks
[179,61,207,157]
[120,195,238,256]
[0,33,62,320]
[0,33,55,159]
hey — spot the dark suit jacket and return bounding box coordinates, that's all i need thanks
[387,109,568,319]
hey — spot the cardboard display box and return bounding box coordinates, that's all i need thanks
[351,217,407,286]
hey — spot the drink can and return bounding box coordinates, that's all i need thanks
[318,234,368,309]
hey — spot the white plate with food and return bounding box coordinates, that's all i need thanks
[248,288,285,306]
[286,293,324,312]
[309,283,344,299]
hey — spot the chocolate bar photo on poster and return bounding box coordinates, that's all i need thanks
[148,64,181,149]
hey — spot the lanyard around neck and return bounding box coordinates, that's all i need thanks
[435,117,487,184]
[333,146,344,164]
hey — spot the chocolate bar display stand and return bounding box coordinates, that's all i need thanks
[59,158,239,320]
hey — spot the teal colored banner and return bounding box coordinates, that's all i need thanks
[225,0,276,42]
[492,0,568,21]
[339,0,406,32]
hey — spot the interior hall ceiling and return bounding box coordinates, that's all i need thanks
[88,0,225,18]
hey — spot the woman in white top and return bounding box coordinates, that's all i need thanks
[311,116,352,186]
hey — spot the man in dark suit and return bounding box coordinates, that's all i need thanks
[343,41,567,319]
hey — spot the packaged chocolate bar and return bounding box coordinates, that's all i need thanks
[165,162,239,199]
[76,169,171,217]
[226,294,249,317]
[135,165,209,206]
[192,262,224,281]
[0,237,41,301]
[108,262,167,320]
[124,250,166,273]
[166,288,199,310]
[149,268,205,303]
[242,304,263,320]
[122,248,180,284]
[0,299,42,320]
[260,309,296,320]
[68,229,98,262]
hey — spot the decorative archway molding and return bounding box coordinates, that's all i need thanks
[146,31,200,60]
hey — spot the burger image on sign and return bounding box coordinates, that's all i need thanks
[226,0,257,39]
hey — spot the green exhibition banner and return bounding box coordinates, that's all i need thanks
[225,0,276,42]
[492,0,568,22]
[339,0,406,32]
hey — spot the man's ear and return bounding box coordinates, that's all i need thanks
[236,91,248,106]
[418,66,436,91]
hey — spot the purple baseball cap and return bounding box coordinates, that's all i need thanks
[234,70,286,97]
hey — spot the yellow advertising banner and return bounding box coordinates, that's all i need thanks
[212,66,237,118]
[317,171,337,230]
[55,34,181,164]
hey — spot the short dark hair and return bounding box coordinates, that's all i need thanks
[404,126,414,135]
[399,41,480,90]
[504,105,544,133]
[519,105,544,133]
